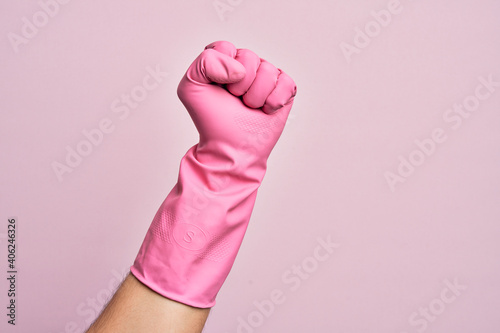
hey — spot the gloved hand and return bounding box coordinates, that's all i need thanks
[130,41,297,308]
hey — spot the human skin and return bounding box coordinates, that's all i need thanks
[85,273,210,333]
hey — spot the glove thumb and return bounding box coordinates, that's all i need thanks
[187,41,246,85]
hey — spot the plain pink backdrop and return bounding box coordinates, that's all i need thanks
[1,0,499,332]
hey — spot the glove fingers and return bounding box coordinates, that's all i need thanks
[262,70,297,114]
[242,60,281,109]
[226,49,261,96]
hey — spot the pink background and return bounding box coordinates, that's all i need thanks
[1,0,500,332]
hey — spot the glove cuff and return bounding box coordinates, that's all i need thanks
[131,143,266,308]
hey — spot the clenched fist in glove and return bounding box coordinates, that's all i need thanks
[130,41,297,308]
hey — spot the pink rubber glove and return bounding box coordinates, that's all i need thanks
[130,41,297,308]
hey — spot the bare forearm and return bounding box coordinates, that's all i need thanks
[86,273,210,333]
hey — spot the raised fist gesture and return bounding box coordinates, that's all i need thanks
[131,41,297,308]
[178,40,297,161]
